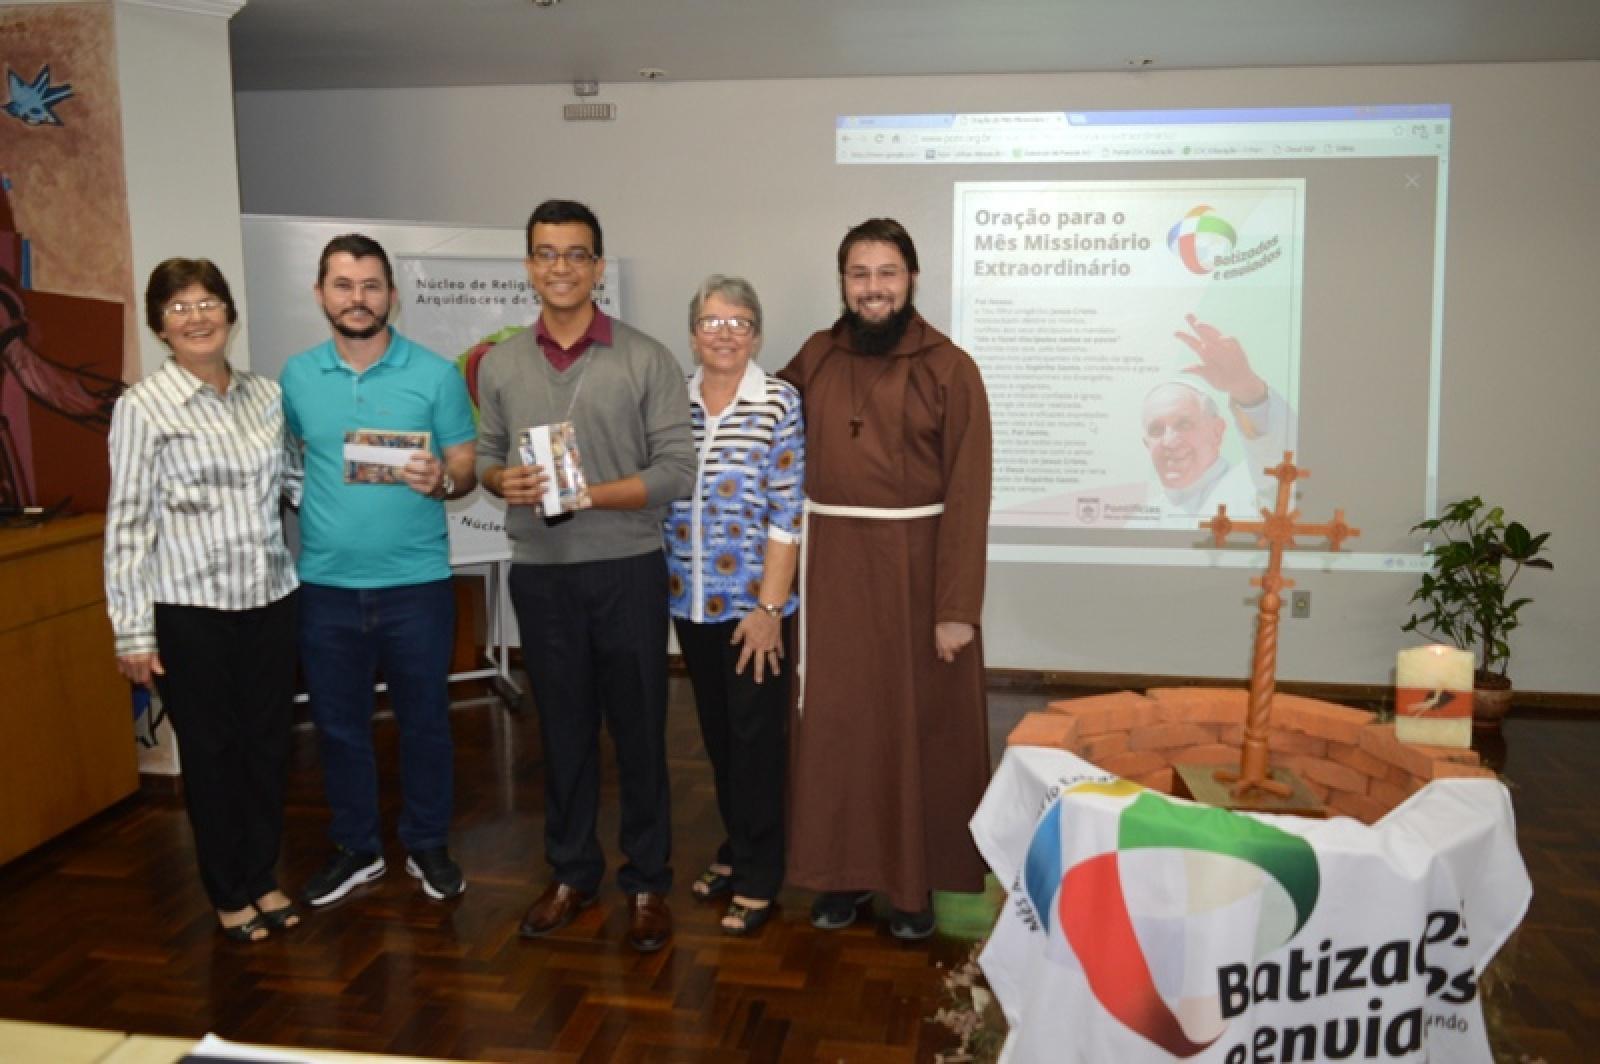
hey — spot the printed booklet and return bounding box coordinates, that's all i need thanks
[518,421,591,515]
[343,429,431,484]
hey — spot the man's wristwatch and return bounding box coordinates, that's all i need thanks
[757,602,783,618]
[435,472,455,500]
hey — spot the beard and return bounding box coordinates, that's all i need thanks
[326,306,388,341]
[842,299,916,357]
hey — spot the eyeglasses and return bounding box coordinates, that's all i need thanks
[162,299,226,319]
[325,278,388,297]
[694,316,756,337]
[844,266,906,284]
[530,246,597,268]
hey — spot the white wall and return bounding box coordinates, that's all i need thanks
[232,62,1600,694]
[115,0,248,374]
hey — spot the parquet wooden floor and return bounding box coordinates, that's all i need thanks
[0,682,1592,1061]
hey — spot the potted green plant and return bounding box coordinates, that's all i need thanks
[1401,496,1553,726]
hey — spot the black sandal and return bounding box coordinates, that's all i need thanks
[721,899,774,937]
[219,912,271,943]
[257,901,302,931]
[691,867,734,900]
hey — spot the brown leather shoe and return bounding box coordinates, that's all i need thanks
[518,882,595,939]
[625,892,673,953]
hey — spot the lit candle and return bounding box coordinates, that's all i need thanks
[1395,645,1474,748]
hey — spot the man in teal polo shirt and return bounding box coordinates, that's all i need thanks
[281,234,477,907]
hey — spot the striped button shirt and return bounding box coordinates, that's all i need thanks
[664,361,805,624]
[104,358,301,655]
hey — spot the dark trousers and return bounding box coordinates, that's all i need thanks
[674,615,790,901]
[154,593,298,911]
[509,551,672,895]
[298,579,457,855]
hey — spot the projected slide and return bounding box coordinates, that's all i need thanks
[951,179,1302,529]
[837,106,1451,571]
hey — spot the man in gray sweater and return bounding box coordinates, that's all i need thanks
[476,200,694,952]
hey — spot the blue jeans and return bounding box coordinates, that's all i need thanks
[299,579,456,855]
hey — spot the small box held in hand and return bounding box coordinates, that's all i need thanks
[518,421,591,516]
[343,429,432,484]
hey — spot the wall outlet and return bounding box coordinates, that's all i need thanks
[1290,590,1311,618]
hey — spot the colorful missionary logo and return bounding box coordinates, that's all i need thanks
[1167,206,1238,275]
[1023,783,1320,1057]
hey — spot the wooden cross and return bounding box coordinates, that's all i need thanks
[1201,452,1358,801]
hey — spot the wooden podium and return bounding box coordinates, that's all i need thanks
[0,514,137,865]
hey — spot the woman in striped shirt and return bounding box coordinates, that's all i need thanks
[104,259,301,943]
[664,275,804,936]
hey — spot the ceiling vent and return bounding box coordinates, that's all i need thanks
[563,102,616,121]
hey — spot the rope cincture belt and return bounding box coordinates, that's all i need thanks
[796,498,946,717]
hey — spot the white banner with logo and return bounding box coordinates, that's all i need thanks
[973,746,1530,1063]
[394,255,623,564]
[951,180,1304,530]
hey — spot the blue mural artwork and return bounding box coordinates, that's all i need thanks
[4,65,74,127]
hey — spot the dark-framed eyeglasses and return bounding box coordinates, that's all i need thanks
[530,246,597,268]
